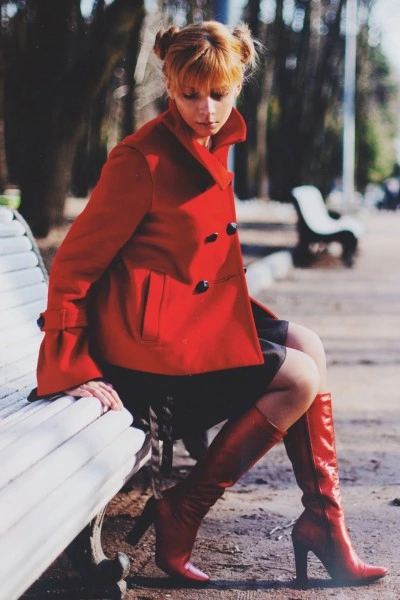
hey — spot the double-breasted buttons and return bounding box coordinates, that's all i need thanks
[226,222,238,235]
[195,280,209,294]
[205,232,219,243]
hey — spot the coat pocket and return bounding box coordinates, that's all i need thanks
[142,270,165,341]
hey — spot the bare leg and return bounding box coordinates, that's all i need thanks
[286,322,328,392]
[256,345,320,431]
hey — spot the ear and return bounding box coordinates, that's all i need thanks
[234,84,242,98]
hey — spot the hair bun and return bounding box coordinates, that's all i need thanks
[232,24,257,68]
[154,26,180,60]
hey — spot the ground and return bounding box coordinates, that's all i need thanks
[21,203,400,600]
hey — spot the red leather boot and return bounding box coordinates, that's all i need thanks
[284,392,388,585]
[127,405,285,583]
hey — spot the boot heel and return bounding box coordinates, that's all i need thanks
[126,496,155,546]
[293,540,309,586]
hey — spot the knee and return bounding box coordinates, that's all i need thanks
[287,323,326,369]
[291,352,320,409]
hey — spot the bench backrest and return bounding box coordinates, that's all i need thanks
[291,185,333,232]
[0,207,47,416]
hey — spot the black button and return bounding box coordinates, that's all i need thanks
[226,222,238,235]
[243,267,247,273]
[205,232,219,243]
[195,280,209,294]
[37,315,45,328]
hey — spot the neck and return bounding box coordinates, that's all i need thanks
[202,137,212,151]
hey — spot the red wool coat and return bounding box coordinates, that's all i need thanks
[36,100,276,396]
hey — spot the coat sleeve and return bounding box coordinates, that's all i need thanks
[36,143,153,396]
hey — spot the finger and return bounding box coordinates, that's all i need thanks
[86,382,119,411]
[97,381,124,411]
[65,386,93,398]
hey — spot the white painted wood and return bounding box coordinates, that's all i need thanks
[1,320,41,346]
[0,235,32,254]
[0,207,151,600]
[0,334,42,368]
[1,265,45,291]
[0,280,47,311]
[0,207,13,222]
[0,395,76,447]
[0,396,107,489]
[0,251,39,274]
[0,299,46,331]
[0,428,146,600]
[0,219,25,237]
[0,356,38,390]
[0,408,136,535]
[0,398,49,428]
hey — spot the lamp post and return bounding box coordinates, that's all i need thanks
[342,0,358,210]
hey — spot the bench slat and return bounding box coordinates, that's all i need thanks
[0,207,13,223]
[1,265,45,292]
[0,396,75,447]
[0,220,26,237]
[0,398,48,427]
[2,320,42,347]
[0,235,32,255]
[0,396,107,489]
[0,333,42,368]
[0,281,47,311]
[0,359,37,396]
[0,250,39,274]
[0,427,148,600]
[0,299,46,331]
[0,408,136,536]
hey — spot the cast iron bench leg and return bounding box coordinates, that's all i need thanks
[66,505,130,599]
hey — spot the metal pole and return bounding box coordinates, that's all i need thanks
[342,0,357,210]
[215,0,229,23]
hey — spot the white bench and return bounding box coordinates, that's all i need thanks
[291,185,365,267]
[0,206,151,599]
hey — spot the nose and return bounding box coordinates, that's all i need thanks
[199,96,215,116]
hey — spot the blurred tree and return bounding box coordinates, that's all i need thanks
[236,0,398,202]
[0,0,145,236]
[267,0,347,201]
[356,35,398,189]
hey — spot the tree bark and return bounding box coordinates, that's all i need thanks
[3,0,145,236]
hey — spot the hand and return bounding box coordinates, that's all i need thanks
[65,380,124,411]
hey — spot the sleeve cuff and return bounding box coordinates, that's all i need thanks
[37,307,88,331]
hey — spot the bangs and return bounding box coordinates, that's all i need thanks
[170,47,242,93]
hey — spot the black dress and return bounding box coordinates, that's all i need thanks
[102,302,288,441]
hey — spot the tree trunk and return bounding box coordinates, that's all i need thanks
[3,0,145,236]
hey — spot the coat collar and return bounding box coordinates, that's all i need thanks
[161,99,247,190]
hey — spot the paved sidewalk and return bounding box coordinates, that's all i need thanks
[236,199,297,294]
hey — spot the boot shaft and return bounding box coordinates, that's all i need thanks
[284,393,342,514]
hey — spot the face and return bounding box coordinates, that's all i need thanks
[168,82,240,147]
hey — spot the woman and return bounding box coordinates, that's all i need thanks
[33,21,387,586]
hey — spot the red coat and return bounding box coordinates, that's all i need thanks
[36,101,276,396]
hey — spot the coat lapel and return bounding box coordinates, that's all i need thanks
[162,100,246,190]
